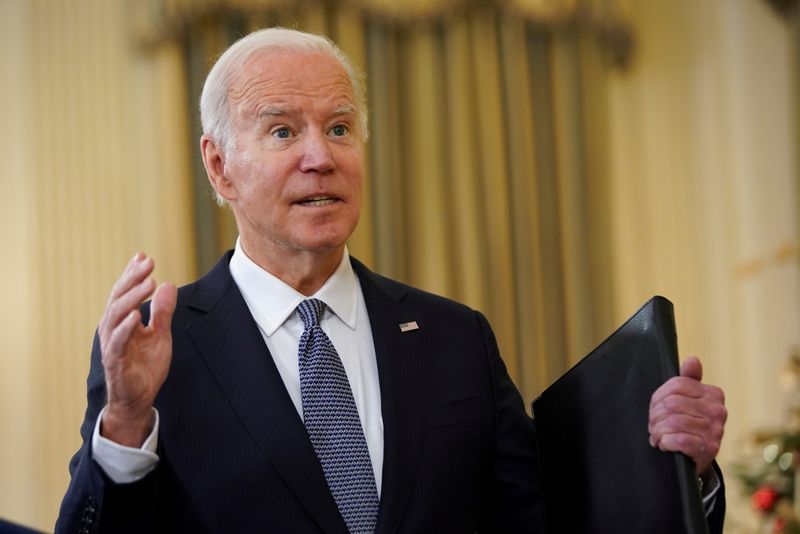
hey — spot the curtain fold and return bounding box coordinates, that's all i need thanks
[499,13,551,394]
[168,0,620,401]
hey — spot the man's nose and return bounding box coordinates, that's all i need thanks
[299,131,335,174]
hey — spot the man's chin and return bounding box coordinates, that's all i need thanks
[297,222,358,252]
[289,233,351,256]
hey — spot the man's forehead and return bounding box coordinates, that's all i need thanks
[231,50,354,99]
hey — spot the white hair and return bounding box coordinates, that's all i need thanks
[200,27,368,154]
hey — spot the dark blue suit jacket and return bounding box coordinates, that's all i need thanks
[56,253,543,533]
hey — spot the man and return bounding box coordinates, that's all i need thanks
[56,28,726,533]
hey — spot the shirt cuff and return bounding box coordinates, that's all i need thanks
[91,406,160,484]
[700,467,721,517]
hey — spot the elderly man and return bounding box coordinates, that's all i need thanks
[56,28,726,533]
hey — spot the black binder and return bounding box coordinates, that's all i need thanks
[531,296,708,534]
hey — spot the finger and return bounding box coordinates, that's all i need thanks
[708,392,728,421]
[109,254,155,301]
[102,277,156,338]
[649,412,707,437]
[658,432,715,474]
[656,431,704,456]
[650,393,704,423]
[680,356,703,382]
[101,254,152,324]
[650,388,725,429]
[650,376,705,407]
[649,396,726,466]
[104,309,142,363]
[649,418,721,456]
[149,282,177,332]
[101,255,152,332]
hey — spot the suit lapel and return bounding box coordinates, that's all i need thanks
[353,260,426,534]
[183,254,348,534]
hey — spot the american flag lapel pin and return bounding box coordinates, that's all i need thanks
[399,321,419,332]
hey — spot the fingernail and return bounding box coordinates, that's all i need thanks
[649,436,656,447]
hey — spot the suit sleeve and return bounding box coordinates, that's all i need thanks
[474,311,545,533]
[55,332,160,534]
[705,463,726,534]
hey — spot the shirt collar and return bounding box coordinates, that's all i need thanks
[229,238,359,336]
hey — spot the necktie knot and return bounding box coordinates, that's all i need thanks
[297,298,325,329]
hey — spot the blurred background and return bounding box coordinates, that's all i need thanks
[0,0,797,531]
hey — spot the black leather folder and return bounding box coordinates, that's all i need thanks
[531,296,708,534]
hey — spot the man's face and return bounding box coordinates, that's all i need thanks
[218,50,364,260]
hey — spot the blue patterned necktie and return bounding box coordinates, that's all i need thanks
[297,298,379,533]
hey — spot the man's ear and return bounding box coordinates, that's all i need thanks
[200,135,237,202]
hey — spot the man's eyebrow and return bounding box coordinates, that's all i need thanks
[332,105,356,116]
[257,105,291,119]
[255,104,356,120]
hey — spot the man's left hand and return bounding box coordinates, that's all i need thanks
[648,357,727,475]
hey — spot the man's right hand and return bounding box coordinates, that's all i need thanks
[98,253,177,447]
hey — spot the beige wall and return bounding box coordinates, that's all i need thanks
[0,0,196,530]
[609,0,799,529]
[1,0,37,526]
[0,0,797,530]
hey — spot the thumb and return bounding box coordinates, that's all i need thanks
[680,356,703,382]
[149,282,177,332]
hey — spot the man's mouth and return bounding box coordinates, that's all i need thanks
[297,196,338,207]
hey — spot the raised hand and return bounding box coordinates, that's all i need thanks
[98,253,177,447]
[648,357,727,475]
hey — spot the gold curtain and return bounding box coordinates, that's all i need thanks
[361,12,620,396]
[136,0,626,401]
[1,1,198,529]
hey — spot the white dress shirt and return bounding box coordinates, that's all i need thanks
[93,240,384,494]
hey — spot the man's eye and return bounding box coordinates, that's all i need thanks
[272,127,291,139]
[329,124,348,137]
